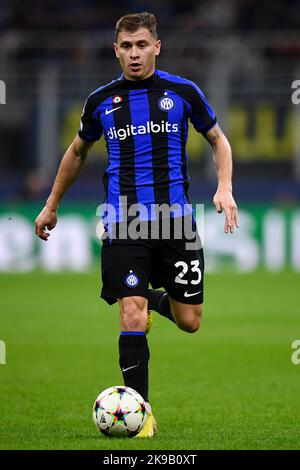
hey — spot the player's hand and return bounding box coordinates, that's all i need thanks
[34,205,57,241]
[213,189,239,234]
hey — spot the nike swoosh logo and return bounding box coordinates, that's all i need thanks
[184,290,202,298]
[122,363,139,373]
[105,106,122,115]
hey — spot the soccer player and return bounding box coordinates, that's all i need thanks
[35,12,238,437]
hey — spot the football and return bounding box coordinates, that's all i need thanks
[93,386,147,437]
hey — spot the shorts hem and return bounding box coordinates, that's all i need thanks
[166,289,203,305]
[101,289,149,305]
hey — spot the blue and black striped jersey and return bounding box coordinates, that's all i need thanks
[78,69,217,221]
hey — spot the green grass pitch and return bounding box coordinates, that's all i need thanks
[0,270,299,450]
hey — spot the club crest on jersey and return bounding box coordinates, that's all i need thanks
[113,95,122,104]
[125,271,139,288]
[158,95,175,111]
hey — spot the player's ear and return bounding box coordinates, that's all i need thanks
[113,43,119,59]
[155,39,161,57]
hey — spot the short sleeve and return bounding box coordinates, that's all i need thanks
[78,94,103,142]
[189,84,217,134]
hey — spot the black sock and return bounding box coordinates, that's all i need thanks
[119,332,150,402]
[148,289,175,323]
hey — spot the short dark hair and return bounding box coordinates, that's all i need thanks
[115,12,158,41]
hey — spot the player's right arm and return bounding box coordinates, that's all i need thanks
[35,135,94,241]
[35,90,103,241]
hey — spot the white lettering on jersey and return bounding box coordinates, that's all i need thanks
[106,120,179,141]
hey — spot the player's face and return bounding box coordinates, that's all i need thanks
[114,28,161,81]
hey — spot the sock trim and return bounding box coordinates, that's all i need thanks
[120,331,146,336]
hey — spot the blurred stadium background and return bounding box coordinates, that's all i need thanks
[0,0,300,450]
[0,0,300,272]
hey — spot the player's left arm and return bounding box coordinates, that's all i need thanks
[205,123,239,233]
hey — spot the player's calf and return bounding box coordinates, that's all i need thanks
[118,297,150,403]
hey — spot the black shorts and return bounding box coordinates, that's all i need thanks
[100,218,204,305]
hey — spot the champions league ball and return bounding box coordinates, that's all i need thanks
[93,386,147,437]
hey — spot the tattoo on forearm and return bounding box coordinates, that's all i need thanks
[206,126,221,149]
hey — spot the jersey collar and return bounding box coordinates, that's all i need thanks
[120,70,158,89]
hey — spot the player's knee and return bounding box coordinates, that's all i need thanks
[178,305,202,333]
[119,296,147,331]
[185,316,201,333]
[190,314,201,333]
